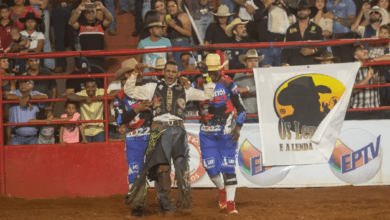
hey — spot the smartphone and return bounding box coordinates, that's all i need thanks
[85,3,96,8]
[166,14,171,20]
[189,57,196,65]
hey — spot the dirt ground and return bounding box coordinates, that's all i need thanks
[1,186,390,220]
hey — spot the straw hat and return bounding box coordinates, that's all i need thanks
[213,4,234,17]
[238,49,265,65]
[314,51,340,63]
[147,21,166,28]
[150,57,166,71]
[205,54,229,71]
[115,58,137,79]
[364,6,389,26]
[225,18,249,37]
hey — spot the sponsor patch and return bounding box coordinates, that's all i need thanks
[222,156,236,167]
[128,162,140,175]
[203,157,215,169]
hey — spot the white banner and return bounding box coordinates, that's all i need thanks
[253,63,360,166]
[185,122,389,188]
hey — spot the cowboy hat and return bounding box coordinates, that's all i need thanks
[278,76,331,106]
[205,53,229,71]
[289,0,318,19]
[150,57,166,71]
[19,12,42,23]
[364,6,389,26]
[238,49,265,65]
[115,58,138,79]
[225,18,249,37]
[315,51,340,63]
[213,4,234,17]
[147,21,166,28]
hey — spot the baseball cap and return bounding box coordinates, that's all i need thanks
[20,72,34,84]
[76,57,91,70]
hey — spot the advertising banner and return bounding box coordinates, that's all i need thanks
[187,121,389,188]
[253,63,360,166]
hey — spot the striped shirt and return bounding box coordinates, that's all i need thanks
[349,67,380,109]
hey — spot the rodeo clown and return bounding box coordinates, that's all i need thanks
[192,54,246,214]
[113,58,159,217]
[123,60,215,215]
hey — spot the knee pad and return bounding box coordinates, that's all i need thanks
[223,173,237,186]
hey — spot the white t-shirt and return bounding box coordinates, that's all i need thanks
[20,30,45,50]
[238,0,258,21]
[108,81,122,126]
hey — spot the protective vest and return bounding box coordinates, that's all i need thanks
[152,81,187,119]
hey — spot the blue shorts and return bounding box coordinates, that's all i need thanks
[125,135,149,184]
[199,132,237,176]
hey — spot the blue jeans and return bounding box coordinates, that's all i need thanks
[142,0,151,21]
[194,12,214,42]
[222,0,234,22]
[32,5,55,70]
[86,131,106,142]
[52,5,74,69]
[105,0,129,31]
[11,135,38,145]
[260,47,282,66]
[171,40,191,71]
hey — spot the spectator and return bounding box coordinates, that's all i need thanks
[1,58,16,99]
[345,44,385,120]
[28,108,69,144]
[22,53,57,114]
[105,0,129,36]
[132,0,144,36]
[325,0,357,62]
[29,0,55,70]
[352,6,388,39]
[9,0,40,31]
[251,0,292,66]
[108,124,127,142]
[0,4,16,53]
[281,0,324,66]
[136,21,173,73]
[180,52,196,72]
[65,57,105,95]
[149,56,167,72]
[139,10,161,40]
[312,0,333,39]
[368,24,390,58]
[204,4,233,45]
[152,0,167,25]
[225,18,260,75]
[234,49,263,123]
[60,101,88,146]
[178,0,214,43]
[166,0,192,71]
[314,51,341,64]
[5,79,48,145]
[66,78,113,142]
[4,27,30,53]
[19,12,44,53]
[52,0,78,73]
[69,1,114,71]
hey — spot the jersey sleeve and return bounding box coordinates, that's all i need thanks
[114,94,138,125]
[229,82,247,127]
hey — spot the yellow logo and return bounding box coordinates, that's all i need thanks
[290,28,297,34]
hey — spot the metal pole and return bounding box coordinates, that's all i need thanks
[0,61,6,195]
[104,76,109,143]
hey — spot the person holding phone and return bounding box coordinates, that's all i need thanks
[69,0,113,71]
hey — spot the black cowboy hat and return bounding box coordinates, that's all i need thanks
[289,0,318,19]
[278,76,331,106]
[19,12,42,23]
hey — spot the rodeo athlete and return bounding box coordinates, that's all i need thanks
[123,60,215,215]
[193,54,246,214]
[113,58,158,218]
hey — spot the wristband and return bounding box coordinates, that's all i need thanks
[204,76,212,84]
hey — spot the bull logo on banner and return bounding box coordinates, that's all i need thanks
[274,74,345,152]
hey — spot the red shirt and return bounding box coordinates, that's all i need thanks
[0,20,16,52]
[9,6,40,31]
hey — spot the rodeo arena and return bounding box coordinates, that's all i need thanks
[2,0,390,219]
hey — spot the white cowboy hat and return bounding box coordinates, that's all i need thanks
[115,58,137,79]
[238,49,264,65]
[364,6,389,26]
[225,18,249,37]
[212,4,234,17]
[150,57,166,71]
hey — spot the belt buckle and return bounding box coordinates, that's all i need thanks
[61,2,67,7]
[168,121,174,126]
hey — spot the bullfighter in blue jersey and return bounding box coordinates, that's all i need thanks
[193,54,246,214]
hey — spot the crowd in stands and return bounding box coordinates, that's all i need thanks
[1,0,390,145]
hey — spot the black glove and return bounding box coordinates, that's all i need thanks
[197,61,210,83]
